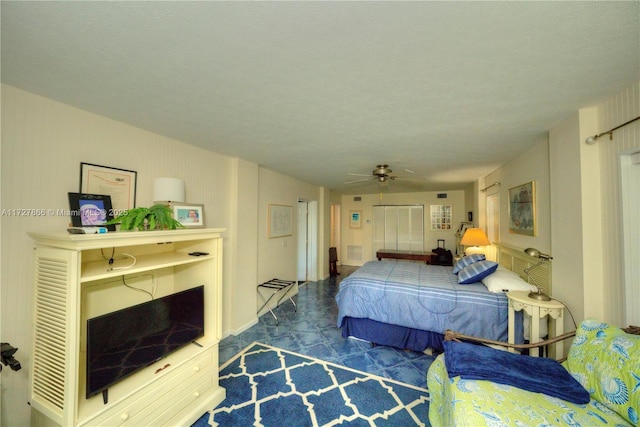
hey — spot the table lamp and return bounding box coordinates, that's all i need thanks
[523,247,552,301]
[459,228,491,255]
[153,177,185,205]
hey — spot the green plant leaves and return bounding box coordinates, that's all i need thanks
[105,204,184,231]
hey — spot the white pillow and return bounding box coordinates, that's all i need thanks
[481,269,537,293]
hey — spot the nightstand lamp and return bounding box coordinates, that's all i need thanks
[153,177,185,205]
[459,228,491,256]
[523,247,552,301]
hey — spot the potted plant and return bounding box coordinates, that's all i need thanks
[106,204,183,231]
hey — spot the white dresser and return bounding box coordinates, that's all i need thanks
[29,228,226,426]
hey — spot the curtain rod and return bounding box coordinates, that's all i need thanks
[480,182,500,193]
[585,115,640,145]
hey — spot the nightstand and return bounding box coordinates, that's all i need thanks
[507,291,565,358]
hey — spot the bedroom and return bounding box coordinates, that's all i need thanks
[2,2,639,426]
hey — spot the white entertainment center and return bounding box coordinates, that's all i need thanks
[28,228,226,427]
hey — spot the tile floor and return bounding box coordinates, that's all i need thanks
[218,266,436,389]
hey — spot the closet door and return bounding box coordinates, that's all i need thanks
[409,206,424,251]
[372,205,424,257]
[397,206,411,250]
[372,206,386,255]
[384,207,398,250]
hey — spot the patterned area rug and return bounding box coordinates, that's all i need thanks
[193,342,431,427]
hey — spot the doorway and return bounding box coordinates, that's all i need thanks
[297,199,318,283]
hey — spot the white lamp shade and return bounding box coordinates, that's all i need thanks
[153,177,185,203]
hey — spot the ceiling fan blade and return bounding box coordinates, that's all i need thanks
[392,179,426,189]
[397,176,428,181]
[345,177,375,184]
[347,173,372,177]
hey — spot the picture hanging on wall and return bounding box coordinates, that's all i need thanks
[430,205,452,230]
[508,181,536,235]
[349,210,362,228]
[269,204,292,238]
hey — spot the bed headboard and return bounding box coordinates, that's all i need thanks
[494,243,552,296]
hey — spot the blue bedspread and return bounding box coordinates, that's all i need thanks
[336,261,515,341]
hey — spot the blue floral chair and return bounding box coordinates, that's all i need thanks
[427,319,639,426]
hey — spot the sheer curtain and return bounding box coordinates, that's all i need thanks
[486,193,500,243]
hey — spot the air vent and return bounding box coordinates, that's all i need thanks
[347,245,363,261]
[437,193,447,199]
[354,196,362,202]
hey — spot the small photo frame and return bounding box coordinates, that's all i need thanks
[68,192,116,231]
[349,210,362,228]
[172,203,205,228]
[457,221,472,236]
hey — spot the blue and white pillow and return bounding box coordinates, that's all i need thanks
[458,260,499,284]
[452,254,486,274]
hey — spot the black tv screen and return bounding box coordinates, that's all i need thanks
[86,286,204,399]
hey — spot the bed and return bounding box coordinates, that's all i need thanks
[335,243,550,352]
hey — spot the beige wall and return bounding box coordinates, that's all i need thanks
[340,190,467,265]
[224,158,259,336]
[482,138,552,254]
[548,111,589,328]
[258,168,325,281]
[0,85,327,426]
[549,81,640,328]
[593,81,640,326]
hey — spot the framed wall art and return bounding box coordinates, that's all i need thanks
[80,163,137,213]
[509,181,536,235]
[269,204,292,238]
[173,203,205,228]
[430,205,452,230]
[349,210,362,229]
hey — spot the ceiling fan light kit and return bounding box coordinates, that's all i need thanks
[373,165,392,176]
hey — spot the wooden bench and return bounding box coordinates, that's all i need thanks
[376,249,434,264]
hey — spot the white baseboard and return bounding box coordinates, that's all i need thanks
[223,318,259,339]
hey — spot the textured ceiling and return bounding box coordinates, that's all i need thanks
[2,1,639,194]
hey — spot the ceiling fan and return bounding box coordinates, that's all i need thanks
[345,164,425,187]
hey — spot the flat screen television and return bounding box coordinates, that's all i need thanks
[86,285,205,399]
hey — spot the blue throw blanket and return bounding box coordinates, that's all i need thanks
[443,340,590,404]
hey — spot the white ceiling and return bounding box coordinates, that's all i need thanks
[2,1,639,194]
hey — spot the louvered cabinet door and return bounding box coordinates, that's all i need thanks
[31,246,80,426]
